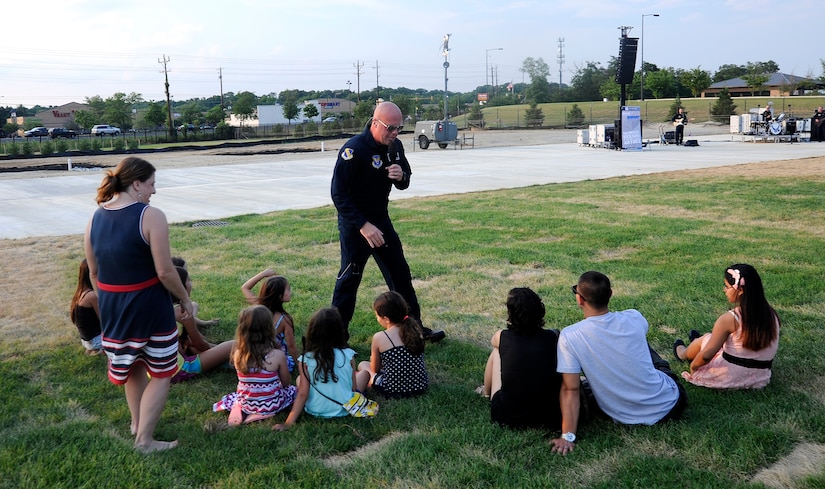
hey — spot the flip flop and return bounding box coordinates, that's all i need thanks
[673,339,686,361]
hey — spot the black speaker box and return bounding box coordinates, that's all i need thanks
[684,139,699,146]
[615,37,638,84]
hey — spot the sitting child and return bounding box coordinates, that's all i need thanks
[242,268,298,372]
[355,291,428,397]
[70,259,103,355]
[274,307,358,431]
[169,266,234,383]
[213,306,297,425]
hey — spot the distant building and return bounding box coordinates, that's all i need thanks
[227,98,355,127]
[702,73,821,98]
[6,102,91,135]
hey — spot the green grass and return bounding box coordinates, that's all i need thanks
[1,165,824,488]
[454,96,825,129]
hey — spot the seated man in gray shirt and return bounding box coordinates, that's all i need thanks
[550,271,687,454]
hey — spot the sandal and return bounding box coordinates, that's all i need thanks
[672,339,686,361]
[474,385,489,399]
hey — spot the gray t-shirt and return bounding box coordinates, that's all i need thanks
[557,309,679,425]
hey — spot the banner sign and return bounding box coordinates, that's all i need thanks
[621,105,642,151]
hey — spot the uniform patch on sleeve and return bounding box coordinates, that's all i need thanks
[341,148,354,160]
[372,155,382,168]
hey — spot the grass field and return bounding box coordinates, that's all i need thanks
[456,96,825,129]
[1,156,824,488]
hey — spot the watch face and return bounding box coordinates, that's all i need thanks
[563,433,576,443]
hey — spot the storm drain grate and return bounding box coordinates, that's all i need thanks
[191,220,230,228]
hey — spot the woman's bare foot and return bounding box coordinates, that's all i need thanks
[135,439,179,454]
[130,423,138,436]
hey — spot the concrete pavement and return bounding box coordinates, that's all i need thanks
[1,134,823,240]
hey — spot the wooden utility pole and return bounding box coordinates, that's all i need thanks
[353,60,364,102]
[159,55,176,142]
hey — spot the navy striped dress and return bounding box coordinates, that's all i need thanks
[90,201,178,384]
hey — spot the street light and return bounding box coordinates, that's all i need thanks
[486,48,503,92]
[640,13,659,101]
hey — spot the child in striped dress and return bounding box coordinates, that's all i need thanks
[213,305,297,425]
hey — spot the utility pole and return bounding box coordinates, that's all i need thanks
[159,55,176,142]
[557,38,565,90]
[218,67,224,110]
[374,60,380,100]
[353,60,364,102]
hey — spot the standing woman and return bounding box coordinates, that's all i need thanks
[674,264,780,389]
[84,157,193,453]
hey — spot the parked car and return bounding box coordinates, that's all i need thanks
[48,128,77,139]
[177,123,196,131]
[91,124,121,136]
[24,127,49,137]
[322,117,338,123]
[199,124,213,130]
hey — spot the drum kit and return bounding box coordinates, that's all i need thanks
[752,113,799,136]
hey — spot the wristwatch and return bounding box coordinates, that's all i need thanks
[562,432,576,443]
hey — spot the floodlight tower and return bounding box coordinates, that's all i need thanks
[442,33,451,120]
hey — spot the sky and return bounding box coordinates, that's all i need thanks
[2,0,822,108]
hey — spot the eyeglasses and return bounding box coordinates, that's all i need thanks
[571,284,588,302]
[375,119,403,133]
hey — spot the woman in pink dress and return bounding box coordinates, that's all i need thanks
[673,264,780,389]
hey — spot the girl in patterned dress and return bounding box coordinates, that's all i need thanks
[213,305,297,425]
[355,291,429,398]
[242,268,298,372]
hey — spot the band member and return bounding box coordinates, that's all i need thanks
[812,106,824,142]
[671,108,687,145]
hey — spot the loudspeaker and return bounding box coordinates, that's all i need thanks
[615,37,638,85]
[684,139,699,146]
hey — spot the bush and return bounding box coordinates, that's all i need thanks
[525,103,545,127]
[214,122,233,140]
[6,142,21,156]
[55,140,69,153]
[22,142,34,155]
[78,138,91,151]
[112,138,125,151]
[127,139,139,150]
[40,141,55,155]
[91,138,102,151]
[567,104,586,126]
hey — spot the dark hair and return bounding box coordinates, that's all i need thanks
[303,307,348,383]
[95,157,155,204]
[725,264,779,350]
[171,266,189,304]
[69,259,93,324]
[505,287,545,333]
[373,291,425,355]
[233,305,278,374]
[258,275,289,315]
[577,271,612,309]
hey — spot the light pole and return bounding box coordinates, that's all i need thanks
[486,48,503,93]
[640,13,659,101]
